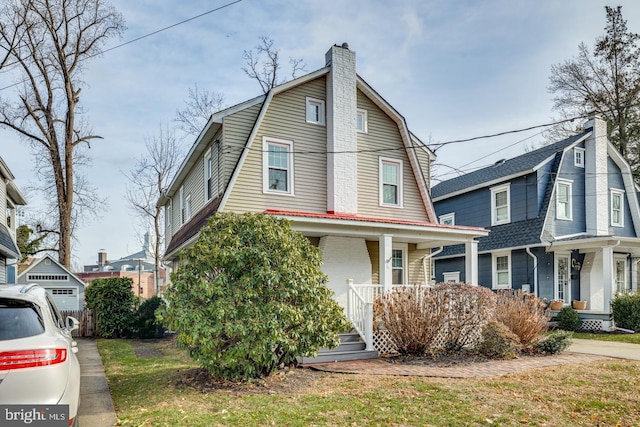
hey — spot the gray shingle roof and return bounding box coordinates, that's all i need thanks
[431,130,589,199]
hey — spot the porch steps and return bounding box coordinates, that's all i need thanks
[298,332,378,365]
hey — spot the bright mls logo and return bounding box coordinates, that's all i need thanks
[1,405,68,426]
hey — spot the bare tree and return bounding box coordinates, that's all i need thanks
[242,36,306,93]
[124,126,183,295]
[0,0,125,268]
[174,84,225,137]
[548,6,640,179]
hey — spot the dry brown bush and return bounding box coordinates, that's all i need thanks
[495,289,549,346]
[438,282,497,352]
[376,285,447,355]
[376,283,497,356]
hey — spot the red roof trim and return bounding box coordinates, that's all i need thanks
[264,209,486,232]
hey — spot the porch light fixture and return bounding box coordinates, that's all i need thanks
[571,258,581,271]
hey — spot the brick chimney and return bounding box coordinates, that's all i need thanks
[325,43,358,214]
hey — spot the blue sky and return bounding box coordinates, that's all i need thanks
[3,0,640,269]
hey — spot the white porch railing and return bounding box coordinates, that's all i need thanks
[346,283,417,351]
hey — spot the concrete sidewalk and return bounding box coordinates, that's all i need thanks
[568,338,640,360]
[76,338,117,427]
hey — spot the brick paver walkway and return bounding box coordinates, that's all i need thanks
[305,352,612,378]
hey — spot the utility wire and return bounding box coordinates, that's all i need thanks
[0,0,244,92]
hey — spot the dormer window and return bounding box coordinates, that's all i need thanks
[379,157,403,207]
[263,137,294,195]
[556,180,573,220]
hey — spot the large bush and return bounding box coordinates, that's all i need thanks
[137,296,166,339]
[85,277,137,338]
[376,282,496,355]
[495,290,549,347]
[611,292,640,331]
[556,306,582,331]
[162,212,350,381]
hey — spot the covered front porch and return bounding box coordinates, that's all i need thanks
[547,236,640,330]
[269,211,488,353]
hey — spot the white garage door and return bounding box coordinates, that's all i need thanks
[46,288,78,311]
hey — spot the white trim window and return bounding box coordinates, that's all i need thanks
[443,272,460,283]
[391,243,408,285]
[574,147,585,168]
[185,194,192,222]
[379,157,403,207]
[556,179,573,220]
[305,97,325,125]
[166,200,172,230]
[490,184,510,225]
[492,252,511,289]
[356,109,368,133]
[179,186,185,225]
[27,274,69,282]
[439,213,455,225]
[611,189,624,227]
[263,137,294,195]
[555,253,570,303]
[204,148,213,201]
[615,255,628,293]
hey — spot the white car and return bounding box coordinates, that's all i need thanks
[0,284,80,426]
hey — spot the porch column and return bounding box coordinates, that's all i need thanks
[602,246,614,312]
[379,234,393,293]
[465,240,479,285]
[632,257,639,293]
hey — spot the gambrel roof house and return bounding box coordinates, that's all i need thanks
[158,44,488,359]
[0,156,27,284]
[432,115,640,330]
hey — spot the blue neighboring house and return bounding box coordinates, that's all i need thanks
[431,115,640,330]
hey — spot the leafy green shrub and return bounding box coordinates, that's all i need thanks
[611,292,640,331]
[535,330,573,354]
[85,277,137,338]
[475,320,522,359]
[162,212,351,381]
[556,306,582,331]
[495,290,549,347]
[376,282,496,355]
[137,296,166,339]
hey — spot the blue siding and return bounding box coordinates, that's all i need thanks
[478,253,492,289]
[434,257,466,283]
[554,149,587,236]
[435,187,491,228]
[536,250,555,300]
[608,158,635,237]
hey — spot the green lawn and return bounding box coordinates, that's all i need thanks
[98,339,640,427]
[573,332,640,345]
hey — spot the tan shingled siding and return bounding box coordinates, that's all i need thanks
[222,103,262,189]
[414,147,432,189]
[225,77,328,213]
[356,90,429,221]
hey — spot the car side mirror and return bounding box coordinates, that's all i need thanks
[66,316,79,332]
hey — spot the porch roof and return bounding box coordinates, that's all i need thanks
[549,235,640,256]
[264,210,488,248]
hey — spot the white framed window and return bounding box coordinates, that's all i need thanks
[204,148,213,201]
[379,157,403,207]
[615,255,628,293]
[492,252,511,289]
[263,137,294,195]
[611,189,624,227]
[185,194,192,222]
[356,109,368,133]
[166,200,172,229]
[490,183,510,225]
[439,213,455,225]
[392,243,408,285]
[574,147,585,168]
[555,253,570,303]
[51,289,74,295]
[556,179,573,220]
[305,97,325,125]
[443,272,460,283]
[179,186,185,225]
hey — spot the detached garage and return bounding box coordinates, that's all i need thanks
[17,254,85,311]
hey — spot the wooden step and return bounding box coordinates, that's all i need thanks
[298,349,378,365]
